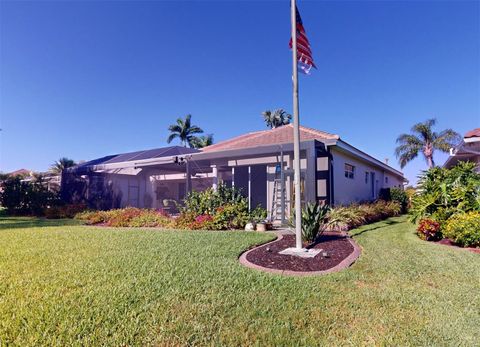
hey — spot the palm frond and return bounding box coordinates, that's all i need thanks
[433,129,462,152]
[166,133,179,144]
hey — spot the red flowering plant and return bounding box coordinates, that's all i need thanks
[188,214,215,230]
[417,218,442,241]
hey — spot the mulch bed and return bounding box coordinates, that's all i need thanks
[245,232,355,272]
[434,238,480,254]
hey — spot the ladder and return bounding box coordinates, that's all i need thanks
[270,165,286,224]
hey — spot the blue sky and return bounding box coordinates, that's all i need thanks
[1,0,479,185]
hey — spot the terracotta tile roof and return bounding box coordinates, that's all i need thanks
[464,128,480,138]
[202,124,339,152]
[7,169,31,177]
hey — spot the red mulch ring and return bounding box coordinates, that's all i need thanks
[244,232,356,272]
[434,238,480,254]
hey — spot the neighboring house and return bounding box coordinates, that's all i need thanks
[444,128,480,171]
[6,169,32,177]
[2,169,61,192]
[62,125,405,221]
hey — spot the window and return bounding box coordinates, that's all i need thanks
[385,176,389,184]
[365,172,369,184]
[345,163,355,179]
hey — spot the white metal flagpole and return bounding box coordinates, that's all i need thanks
[291,0,303,250]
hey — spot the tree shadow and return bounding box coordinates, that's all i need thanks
[349,218,403,237]
[0,217,82,230]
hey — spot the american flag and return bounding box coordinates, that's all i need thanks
[289,5,316,74]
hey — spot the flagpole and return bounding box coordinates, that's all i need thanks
[291,0,302,250]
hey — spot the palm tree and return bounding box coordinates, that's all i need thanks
[395,118,460,169]
[262,109,292,129]
[190,134,214,149]
[167,114,204,147]
[50,157,77,174]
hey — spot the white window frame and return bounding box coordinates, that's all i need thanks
[344,163,355,179]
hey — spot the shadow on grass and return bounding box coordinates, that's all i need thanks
[349,218,403,237]
[0,217,82,230]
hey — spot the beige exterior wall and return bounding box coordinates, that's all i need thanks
[331,148,403,205]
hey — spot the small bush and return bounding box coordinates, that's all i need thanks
[327,201,402,231]
[173,212,196,230]
[212,202,250,230]
[417,218,442,241]
[249,205,268,223]
[75,210,108,225]
[44,203,87,219]
[443,212,480,247]
[104,208,143,227]
[390,188,408,213]
[291,203,330,242]
[129,210,173,228]
[188,214,215,230]
[181,184,246,216]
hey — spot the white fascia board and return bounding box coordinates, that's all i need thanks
[90,156,177,171]
[464,136,480,143]
[331,140,404,178]
[189,139,336,162]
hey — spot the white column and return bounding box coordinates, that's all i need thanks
[212,165,218,191]
[186,160,192,195]
[248,166,252,211]
[231,167,235,187]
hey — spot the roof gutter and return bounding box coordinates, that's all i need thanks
[331,139,404,178]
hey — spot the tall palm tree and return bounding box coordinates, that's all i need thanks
[262,109,292,129]
[167,114,204,147]
[190,134,214,149]
[395,118,460,169]
[51,157,77,174]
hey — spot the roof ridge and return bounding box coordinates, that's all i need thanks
[299,124,339,139]
[203,129,269,150]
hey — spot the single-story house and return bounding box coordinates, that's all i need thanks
[62,124,405,222]
[444,128,480,171]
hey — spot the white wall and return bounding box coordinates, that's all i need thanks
[331,148,403,205]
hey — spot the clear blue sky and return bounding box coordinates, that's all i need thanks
[1,0,479,185]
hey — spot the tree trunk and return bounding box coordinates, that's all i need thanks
[424,143,435,168]
[426,155,434,168]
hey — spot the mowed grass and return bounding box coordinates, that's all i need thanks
[0,216,479,346]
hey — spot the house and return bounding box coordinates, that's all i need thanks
[3,169,61,192]
[61,125,405,221]
[444,128,480,171]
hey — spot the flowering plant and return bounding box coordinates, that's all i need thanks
[417,218,442,241]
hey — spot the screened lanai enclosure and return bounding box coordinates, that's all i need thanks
[61,140,331,223]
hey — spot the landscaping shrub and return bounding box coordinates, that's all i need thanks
[104,208,144,227]
[416,218,442,241]
[212,201,250,230]
[327,201,401,231]
[293,203,330,242]
[249,205,268,223]
[75,208,172,227]
[410,162,480,223]
[44,203,87,219]
[326,206,365,231]
[390,188,408,213]
[0,176,58,216]
[75,210,108,225]
[188,214,215,230]
[129,210,173,228]
[181,184,246,216]
[173,212,196,230]
[443,212,480,247]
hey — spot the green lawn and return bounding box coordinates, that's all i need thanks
[0,216,479,346]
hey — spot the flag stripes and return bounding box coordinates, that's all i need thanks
[289,5,316,74]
